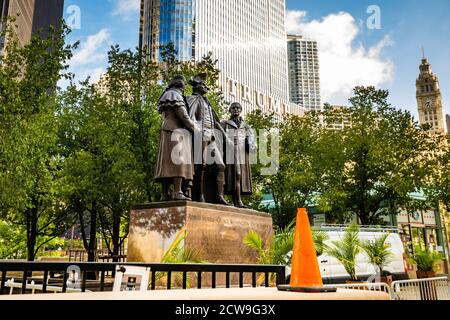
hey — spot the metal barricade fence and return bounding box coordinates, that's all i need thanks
[391,277,450,300]
[324,277,450,300]
[324,283,392,296]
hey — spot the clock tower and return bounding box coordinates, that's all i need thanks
[416,57,445,135]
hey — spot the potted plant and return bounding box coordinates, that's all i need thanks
[243,223,295,285]
[158,227,206,288]
[361,233,394,285]
[409,247,442,300]
[409,247,442,279]
[312,230,330,257]
[324,225,361,283]
[244,224,331,284]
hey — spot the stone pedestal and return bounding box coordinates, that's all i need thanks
[127,201,273,265]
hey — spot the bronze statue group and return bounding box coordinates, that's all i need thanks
[154,74,256,208]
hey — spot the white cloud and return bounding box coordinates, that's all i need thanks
[61,29,111,88]
[286,10,394,104]
[70,29,111,67]
[112,0,140,21]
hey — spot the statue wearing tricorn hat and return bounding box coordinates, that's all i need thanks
[187,73,231,205]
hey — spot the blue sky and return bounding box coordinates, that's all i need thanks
[63,0,450,121]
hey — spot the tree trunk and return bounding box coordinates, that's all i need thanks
[78,208,89,255]
[112,208,121,262]
[26,207,38,261]
[359,213,369,226]
[87,205,97,262]
[85,204,98,280]
[77,202,98,280]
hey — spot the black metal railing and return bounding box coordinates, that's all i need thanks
[0,262,286,295]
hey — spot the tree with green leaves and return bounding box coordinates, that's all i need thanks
[272,113,341,227]
[245,88,436,228]
[0,220,27,259]
[99,46,162,260]
[0,220,65,259]
[425,134,450,214]
[318,87,435,225]
[59,76,149,261]
[244,109,278,211]
[0,22,78,261]
[246,110,342,228]
[59,83,108,262]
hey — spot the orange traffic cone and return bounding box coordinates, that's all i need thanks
[278,208,336,293]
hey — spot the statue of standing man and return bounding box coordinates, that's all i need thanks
[187,73,231,205]
[154,75,199,201]
[222,102,257,208]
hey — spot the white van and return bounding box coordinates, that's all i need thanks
[286,225,409,284]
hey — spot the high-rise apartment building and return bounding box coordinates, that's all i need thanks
[94,73,132,102]
[324,105,352,130]
[287,34,321,112]
[0,0,64,54]
[140,0,303,116]
[416,57,445,135]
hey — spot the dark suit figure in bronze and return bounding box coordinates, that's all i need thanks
[154,75,199,201]
[222,102,256,208]
[187,73,230,205]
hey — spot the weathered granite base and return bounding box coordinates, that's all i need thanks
[127,201,273,265]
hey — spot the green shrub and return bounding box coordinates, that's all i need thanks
[410,247,442,272]
[361,233,394,275]
[325,224,361,281]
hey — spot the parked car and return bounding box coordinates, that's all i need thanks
[286,225,409,284]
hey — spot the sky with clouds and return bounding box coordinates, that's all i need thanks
[63,0,450,120]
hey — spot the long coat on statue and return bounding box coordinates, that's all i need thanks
[154,88,197,182]
[187,94,223,140]
[221,118,256,195]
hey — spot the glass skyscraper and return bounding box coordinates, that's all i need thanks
[140,0,303,116]
[141,0,194,62]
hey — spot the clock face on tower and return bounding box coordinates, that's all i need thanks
[424,98,434,109]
